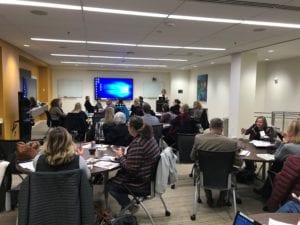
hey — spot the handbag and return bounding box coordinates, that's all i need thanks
[16,141,40,161]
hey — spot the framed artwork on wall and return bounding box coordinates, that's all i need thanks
[197,74,208,101]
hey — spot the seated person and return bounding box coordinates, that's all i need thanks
[160,103,176,124]
[265,155,300,212]
[130,98,143,117]
[240,116,275,181]
[105,116,160,210]
[192,101,203,123]
[49,98,66,127]
[190,118,242,207]
[254,120,300,198]
[71,102,88,120]
[95,99,103,112]
[142,102,160,126]
[115,98,129,121]
[277,196,300,213]
[164,104,199,147]
[170,99,181,115]
[104,112,132,147]
[101,107,115,141]
[84,96,95,113]
[33,127,90,179]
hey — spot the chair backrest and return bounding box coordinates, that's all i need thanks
[176,133,196,163]
[152,124,163,146]
[65,113,88,142]
[44,110,52,127]
[18,169,94,225]
[197,150,235,190]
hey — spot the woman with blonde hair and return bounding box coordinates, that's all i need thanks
[33,127,90,178]
[101,107,115,124]
[71,102,87,120]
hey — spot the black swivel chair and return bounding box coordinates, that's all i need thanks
[152,124,163,150]
[65,113,88,142]
[44,110,60,128]
[191,151,237,220]
[176,133,196,163]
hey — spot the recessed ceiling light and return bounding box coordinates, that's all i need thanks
[23,44,30,47]
[51,53,187,62]
[193,65,198,68]
[268,50,274,53]
[210,62,215,64]
[30,10,48,16]
[265,58,270,61]
[164,21,176,27]
[0,0,81,10]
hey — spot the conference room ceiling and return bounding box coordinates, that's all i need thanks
[1,0,300,71]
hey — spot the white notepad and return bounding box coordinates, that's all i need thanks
[256,154,275,161]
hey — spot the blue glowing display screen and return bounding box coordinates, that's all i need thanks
[94,77,133,100]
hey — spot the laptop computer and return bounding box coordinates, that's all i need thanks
[233,211,262,225]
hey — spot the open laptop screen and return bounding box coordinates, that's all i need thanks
[233,211,262,225]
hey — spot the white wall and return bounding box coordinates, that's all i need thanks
[51,67,170,113]
[169,70,190,106]
[190,64,231,120]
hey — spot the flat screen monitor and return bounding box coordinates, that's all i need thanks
[94,77,133,100]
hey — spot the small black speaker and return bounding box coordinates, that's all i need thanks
[152,77,157,82]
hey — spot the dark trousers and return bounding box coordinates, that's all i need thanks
[105,180,131,208]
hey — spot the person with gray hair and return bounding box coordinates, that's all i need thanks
[190,117,242,208]
[104,112,132,146]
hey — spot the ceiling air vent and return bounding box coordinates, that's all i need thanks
[188,0,300,11]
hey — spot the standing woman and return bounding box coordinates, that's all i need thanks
[71,102,88,120]
[33,127,90,179]
[106,116,160,210]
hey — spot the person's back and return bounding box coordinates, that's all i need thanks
[142,102,160,126]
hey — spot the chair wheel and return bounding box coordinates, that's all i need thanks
[197,197,202,203]
[165,211,171,216]
[191,215,196,220]
[189,173,193,177]
[171,184,175,189]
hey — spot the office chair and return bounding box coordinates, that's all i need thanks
[176,133,196,163]
[121,155,171,225]
[191,150,237,220]
[65,113,88,142]
[152,124,163,150]
[18,169,94,225]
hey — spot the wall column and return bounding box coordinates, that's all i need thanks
[228,52,257,138]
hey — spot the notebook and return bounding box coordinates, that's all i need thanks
[233,211,262,225]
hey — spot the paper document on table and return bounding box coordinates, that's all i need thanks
[250,140,274,147]
[268,218,293,225]
[256,154,275,161]
[94,161,119,169]
[100,156,116,162]
[19,161,35,172]
[239,150,250,156]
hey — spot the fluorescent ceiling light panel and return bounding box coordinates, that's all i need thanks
[183,47,225,51]
[83,6,167,18]
[169,15,241,24]
[242,20,300,29]
[52,53,187,62]
[0,0,81,10]
[138,44,181,49]
[61,61,167,67]
[31,38,85,43]
[87,41,136,46]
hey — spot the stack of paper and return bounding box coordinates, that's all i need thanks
[268,218,293,225]
[19,161,35,172]
[239,150,250,156]
[94,161,120,170]
[256,153,275,161]
[250,140,274,147]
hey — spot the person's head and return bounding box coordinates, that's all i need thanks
[209,118,223,134]
[29,97,37,107]
[162,103,169,113]
[72,102,82,112]
[85,96,90,101]
[142,102,152,114]
[114,112,126,125]
[180,104,189,114]
[161,89,167,96]
[50,98,60,108]
[133,98,140,106]
[104,107,115,123]
[193,101,202,109]
[106,99,112,106]
[138,96,143,102]
[44,127,75,166]
[285,120,300,143]
[117,98,124,104]
[174,99,181,105]
[255,116,268,130]
[128,116,153,139]
[96,99,102,104]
